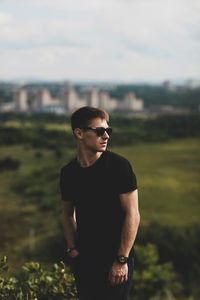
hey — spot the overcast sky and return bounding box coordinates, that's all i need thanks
[0,0,200,83]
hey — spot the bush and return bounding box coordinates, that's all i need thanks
[130,244,183,300]
[35,151,43,159]
[137,223,200,298]
[0,244,189,300]
[0,256,77,300]
[0,156,21,171]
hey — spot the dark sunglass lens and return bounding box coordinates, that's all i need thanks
[106,127,112,135]
[96,127,112,136]
[96,127,105,136]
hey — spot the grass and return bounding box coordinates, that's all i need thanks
[0,137,199,269]
[111,138,200,226]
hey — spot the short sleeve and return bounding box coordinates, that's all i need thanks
[116,159,137,194]
[59,167,73,201]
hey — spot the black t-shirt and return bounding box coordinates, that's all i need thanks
[60,150,137,258]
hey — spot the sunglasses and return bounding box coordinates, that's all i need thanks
[82,126,113,137]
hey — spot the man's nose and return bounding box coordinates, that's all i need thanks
[102,131,109,139]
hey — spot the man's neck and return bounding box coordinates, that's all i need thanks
[77,150,102,168]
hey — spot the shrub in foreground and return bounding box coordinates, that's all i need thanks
[0,256,77,300]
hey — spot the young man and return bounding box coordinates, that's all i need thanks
[60,106,140,300]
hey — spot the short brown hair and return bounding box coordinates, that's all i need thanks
[70,106,109,130]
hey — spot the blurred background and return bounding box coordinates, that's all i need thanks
[0,0,200,299]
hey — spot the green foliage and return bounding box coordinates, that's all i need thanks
[109,84,200,110]
[0,125,75,149]
[1,114,200,149]
[1,138,199,293]
[0,115,199,300]
[0,256,77,300]
[34,151,43,159]
[137,223,200,299]
[0,156,21,171]
[130,244,183,300]
[0,111,69,123]
[12,163,61,211]
[109,113,200,147]
[0,245,185,300]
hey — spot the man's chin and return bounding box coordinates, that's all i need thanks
[97,144,108,152]
[98,147,107,152]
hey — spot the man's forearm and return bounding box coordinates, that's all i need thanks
[62,215,77,248]
[118,211,140,257]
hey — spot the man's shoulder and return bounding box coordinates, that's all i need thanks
[60,158,77,174]
[106,150,130,165]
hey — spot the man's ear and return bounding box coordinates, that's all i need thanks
[74,128,84,139]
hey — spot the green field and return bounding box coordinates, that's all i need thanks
[112,138,200,226]
[0,137,200,269]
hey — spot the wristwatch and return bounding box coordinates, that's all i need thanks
[66,247,76,254]
[116,255,128,264]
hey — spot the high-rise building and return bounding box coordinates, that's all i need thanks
[118,92,144,111]
[14,88,28,112]
[36,89,52,108]
[64,88,81,111]
[87,89,99,107]
[99,91,117,111]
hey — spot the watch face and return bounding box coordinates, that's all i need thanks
[119,257,125,263]
[117,255,128,264]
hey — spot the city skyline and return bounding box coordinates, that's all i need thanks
[0,0,200,83]
[0,85,145,115]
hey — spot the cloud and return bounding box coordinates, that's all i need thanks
[0,0,200,81]
[0,12,92,49]
[0,11,13,23]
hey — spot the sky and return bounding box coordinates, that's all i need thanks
[0,0,200,83]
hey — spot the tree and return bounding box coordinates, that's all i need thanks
[129,244,183,300]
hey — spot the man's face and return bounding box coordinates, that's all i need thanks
[80,117,111,153]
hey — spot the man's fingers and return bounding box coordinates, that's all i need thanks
[117,276,123,285]
[115,275,121,285]
[109,274,127,285]
[111,275,119,285]
[118,275,128,284]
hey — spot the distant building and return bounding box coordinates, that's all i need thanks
[99,91,117,111]
[14,88,29,112]
[87,89,99,107]
[44,87,144,113]
[120,92,144,111]
[35,105,67,115]
[63,88,87,111]
[33,89,52,109]
[185,79,200,90]
[163,80,176,92]
[0,85,144,114]
[32,89,64,113]
[0,102,15,112]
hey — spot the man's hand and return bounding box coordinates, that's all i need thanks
[69,249,80,258]
[108,262,128,285]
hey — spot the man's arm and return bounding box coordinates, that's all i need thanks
[118,189,140,256]
[108,189,140,285]
[62,201,79,258]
